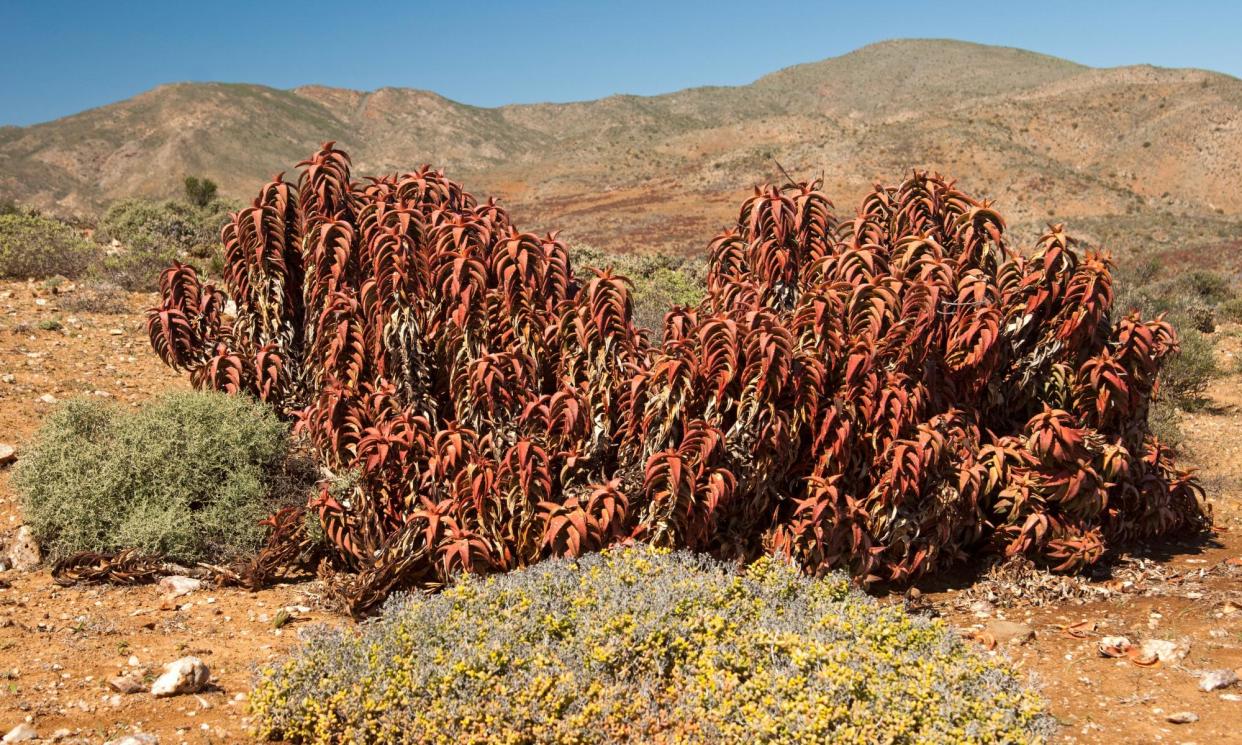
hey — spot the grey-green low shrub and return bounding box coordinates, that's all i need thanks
[0,213,97,279]
[570,245,705,332]
[1157,327,1217,411]
[14,391,309,563]
[94,197,239,290]
[96,197,236,260]
[251,547,1055,744]
[97,236,181,291]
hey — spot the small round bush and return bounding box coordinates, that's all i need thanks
[94,198,239,290]
[250,547,1054,744]
[0,213,97,279]
[96,197,235,259]
[14,391,301,563]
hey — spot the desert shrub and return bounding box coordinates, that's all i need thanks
[1113,262,1227,410]
[98,235,182,291]
[1114,264,1234,332]
[96,197,237,261]
[147,146,1208,613]
[570,245,705,332]
[59,281,129,314]
[1219,297,1242,323]
[184,176,219,208]
[13,391,306,563]
[1180,270,1234,306]
[1148,399,1184,449]
[1157,327,1216,410]
[250,547,1054,744]
[0,213,96,279]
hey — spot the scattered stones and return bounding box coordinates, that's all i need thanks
[50,729,70,742]
[1199,669,1240,692]
[1166,711,1199,724]
[157,576,202,600]
[6,527,41,571]
[1,724,37,743]
[107,673,145,694]
[150,656,210,697]
[1098,636,1132,657]
[0,444,15,467]
[104,734,158,745]
[985,620,1034,646]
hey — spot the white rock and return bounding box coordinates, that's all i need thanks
[6,527,41,571]
[1140,638,1190,664]
[150,656,210,697]
[1,724,37,742]
[1166,711,1199,724]
[0,375,14,384]
[1200,669,1239,692]
[104,735,159,745]
[1098,635,1132,657]
[50,729,70,741]
[108,328,123,336]
[37,394,57,405]
[157,576,202,599]
[0,444,14,467]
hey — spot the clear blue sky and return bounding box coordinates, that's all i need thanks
[2,0,1239,126]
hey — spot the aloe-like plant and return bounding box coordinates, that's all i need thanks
[148,145,1209,612]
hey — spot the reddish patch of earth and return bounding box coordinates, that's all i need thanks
[0,278,1239,743]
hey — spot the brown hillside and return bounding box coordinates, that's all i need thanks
[1,38,1239,256]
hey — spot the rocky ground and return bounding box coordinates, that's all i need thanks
[0,277,1239,743]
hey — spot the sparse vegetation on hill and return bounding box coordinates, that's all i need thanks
[2,40,1240,261]
[144,145,1208,614]
[13,391,309,563]
[250,546,1055,744]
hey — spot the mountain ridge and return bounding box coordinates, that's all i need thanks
[2,39,1240,256]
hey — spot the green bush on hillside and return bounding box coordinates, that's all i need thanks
[184,175,219,208]
[570,245,705,331]
[1114,262,1228,422]
[250,547,1054,744]
[96,197,236,259]
[0,213,97,279]
[97,235,182,291]
[13,391,310,563]
[94,197,239,289]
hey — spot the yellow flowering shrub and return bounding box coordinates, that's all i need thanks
[251,547,1054,744]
